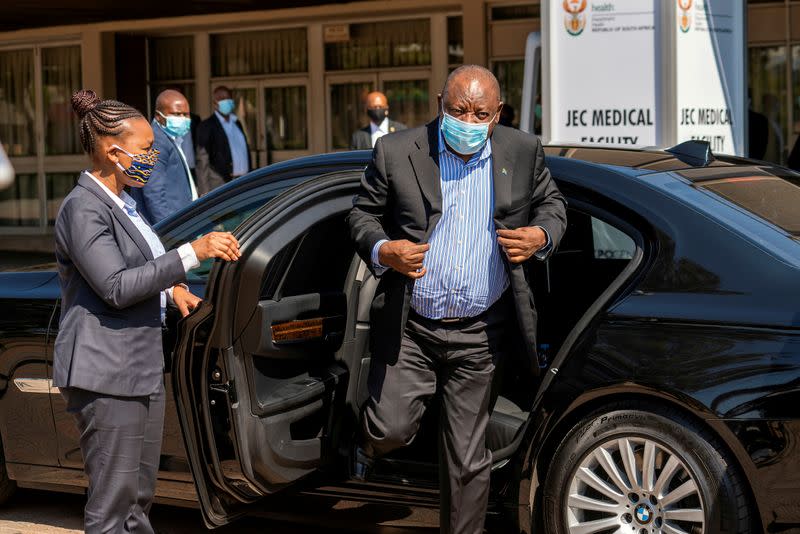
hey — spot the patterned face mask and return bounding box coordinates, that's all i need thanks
[112,144,160,185]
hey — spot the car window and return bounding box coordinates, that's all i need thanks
[592,218,636,260]
[261,215,353,300]
[697,175,800,237]
[160,177,305,283]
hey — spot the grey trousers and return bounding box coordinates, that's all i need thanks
[363,298,509,534]
[61,382,165,534]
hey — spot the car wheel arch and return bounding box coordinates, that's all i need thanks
[506,388,762,534]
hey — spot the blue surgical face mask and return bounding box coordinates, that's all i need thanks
[440,107,497,155]
[217,98,235,116]
[157,111,191,138]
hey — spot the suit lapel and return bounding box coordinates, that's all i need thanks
[409,119,442,216]
[77,174,155,261]
[490,126,514,224]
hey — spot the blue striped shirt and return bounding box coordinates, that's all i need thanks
[371,130,552,320]
[372,131,507,319]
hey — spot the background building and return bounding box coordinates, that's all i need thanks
[0,0,797,257]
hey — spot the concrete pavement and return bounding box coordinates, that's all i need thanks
[0,489,438,534]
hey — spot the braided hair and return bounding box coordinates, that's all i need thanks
[71,89,144,155]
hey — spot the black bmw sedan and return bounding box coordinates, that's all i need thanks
[0,143,798,534]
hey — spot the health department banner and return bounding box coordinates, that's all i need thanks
[674,0,746,155]
[544,0,657,148]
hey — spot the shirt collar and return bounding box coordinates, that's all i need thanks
[370,117,389,134]
[215,110,238,124]
[84,171,126,210]
[437,121,493,164]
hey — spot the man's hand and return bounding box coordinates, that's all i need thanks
[497,226,547,264]
[378,240,430,279]
[191,231,241,262]
[172,285,202,317]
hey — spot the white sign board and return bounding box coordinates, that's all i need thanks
[674,0,746,155]
[544,0,657,148]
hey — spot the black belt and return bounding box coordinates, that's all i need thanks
[409,307,490,326]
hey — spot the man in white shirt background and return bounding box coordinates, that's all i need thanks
[129,89,198,224]
[196,86,252,195]
[350,91,407,150]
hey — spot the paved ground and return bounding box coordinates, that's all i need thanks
[0,489,438,534]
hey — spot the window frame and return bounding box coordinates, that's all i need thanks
[0,40,83,235]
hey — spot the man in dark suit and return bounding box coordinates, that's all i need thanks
[347,65,567,534]
[350,91,407,150]
[196,86,252,195]
[129,89,197,223]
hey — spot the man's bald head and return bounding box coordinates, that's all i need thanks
[154,89,190,126]
[365,91,388,110]
[155,89,189,114]
[441,65,501,110]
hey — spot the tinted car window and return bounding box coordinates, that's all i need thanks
[698,175,800,237]
[592,218,635,260]
[160,177,305,282]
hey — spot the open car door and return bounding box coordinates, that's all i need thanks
[172,172,362,527]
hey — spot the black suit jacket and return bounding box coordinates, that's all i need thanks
[350,120,407,150]
[196,113,252,195]
[347,119,567,373]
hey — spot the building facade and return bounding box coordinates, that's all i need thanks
[0,0,797,252]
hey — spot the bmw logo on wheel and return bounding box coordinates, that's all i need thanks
[635,504,653,524]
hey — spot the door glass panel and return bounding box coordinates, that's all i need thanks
[42,46,82,155]
[0,173,39,227]
[329,81,373,149]
[748,46,788,164]
[592,218,635,260]
[493,60,524,129]
[383,79,429,129]
[447,16,464,67]
[264,86,307,151]
[230,87,258,161]
[0,49,35,157]
[324,19,431,70]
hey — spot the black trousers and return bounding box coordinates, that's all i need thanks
[61,382,165,534]
[363,298,509,534]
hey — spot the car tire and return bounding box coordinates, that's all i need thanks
[542,404,753,534]
[0,439,15,506]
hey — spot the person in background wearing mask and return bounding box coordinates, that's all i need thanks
[347,65,566,534]
[128,89,197,224]
[196,86,251,195]
[55,89,241,534]
[350,91,407,150]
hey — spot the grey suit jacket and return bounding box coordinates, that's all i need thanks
[350,120,407,150]
[347,119,567,374]
[53,173,186,396]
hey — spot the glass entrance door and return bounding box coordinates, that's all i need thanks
[226,77,310,168]
[326,72,432,151]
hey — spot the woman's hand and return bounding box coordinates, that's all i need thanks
[191,232,241,262]
[172,285,202,317]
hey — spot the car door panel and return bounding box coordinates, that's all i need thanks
[172,172,361,526]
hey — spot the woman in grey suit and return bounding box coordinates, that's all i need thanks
[54,89,241,534]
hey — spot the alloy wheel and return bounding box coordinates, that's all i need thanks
[565,436,705,534]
